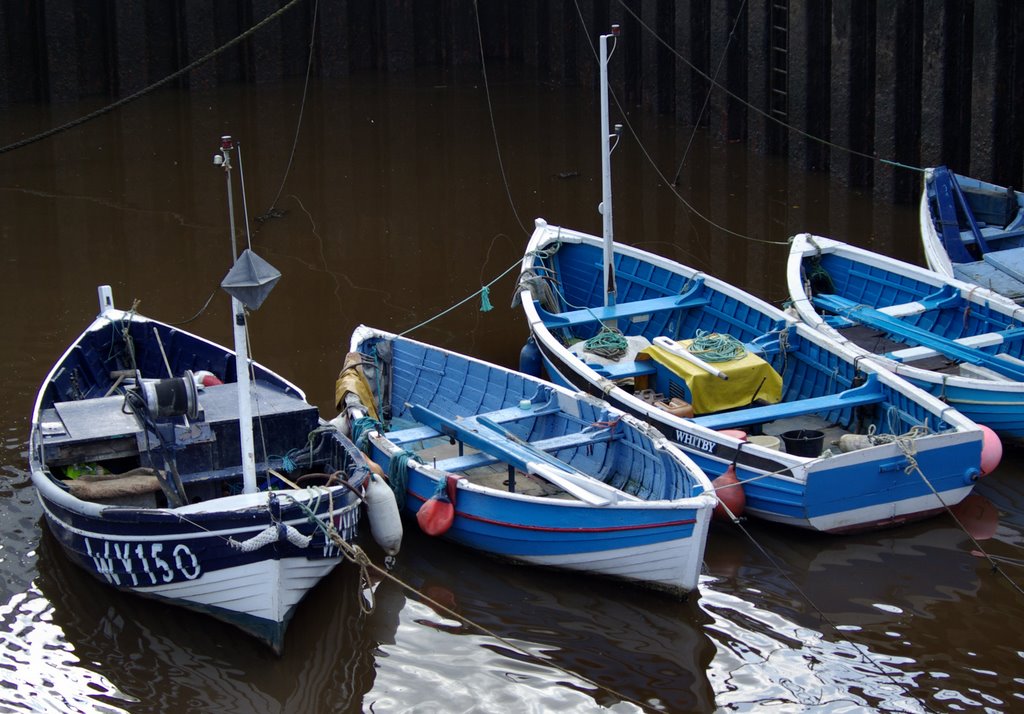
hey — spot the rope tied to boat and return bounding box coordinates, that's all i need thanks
[228,522,313,552]
[387,449,418,503]
[688,329,746,362]
[350,416,383,453]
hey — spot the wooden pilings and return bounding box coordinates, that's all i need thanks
[1,0,1020,203]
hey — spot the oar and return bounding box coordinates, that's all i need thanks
[475,415,641,501]
[406,403,615,506]
[815,293,1024,382]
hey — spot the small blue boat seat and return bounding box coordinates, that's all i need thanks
[388,386,567,446]
[693,373,886,430]
[536,279,708,329]
[590,360,658,380]
[982,246,1024,284]
[813,293,1024,381]
[885,325,1024,362]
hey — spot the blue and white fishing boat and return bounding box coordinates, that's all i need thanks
[27,138,378,654]
[513,28,996,534]
[921,166,1024,303]
[517,221,997,532]
[338,325,717,597]
[788,231,1024,441]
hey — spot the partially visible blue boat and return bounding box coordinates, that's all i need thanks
[338,325,717,597]
[921,166,1024,303]
[788,231,1024,440]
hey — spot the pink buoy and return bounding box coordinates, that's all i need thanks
[979,424,1002,476]
[719,429,747,441]
[712,465,746,522]
[193,370,223,387]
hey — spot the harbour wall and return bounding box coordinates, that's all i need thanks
[1,0,1021,203]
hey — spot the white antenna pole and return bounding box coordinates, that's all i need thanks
[599,25,620,309]
[216,136,258,495]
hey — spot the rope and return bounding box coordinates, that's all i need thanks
[228,522,312,552]
[687,330,746,362]
[386,450,417,503]
[472,0,528,236]
[670,0,749,186]
[613,0,926,175]
[568,0,788,247]
[258,0,320,223]
[0,0,307,156]
[582,327,628,359]
[709,494,940,714]
[895,441,1024,598]
[350,416,383,453]
[397,257,521,337]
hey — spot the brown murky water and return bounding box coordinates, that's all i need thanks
[1,70,1022,712]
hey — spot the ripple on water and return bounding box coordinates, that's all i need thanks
[0,587,135,712]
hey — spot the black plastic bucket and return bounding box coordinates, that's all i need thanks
[780,429,825,457]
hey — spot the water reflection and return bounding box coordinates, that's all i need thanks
[32,527,381,713]
[366,528,717,712]
[702,485,1023,711]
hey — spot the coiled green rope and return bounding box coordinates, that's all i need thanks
[688,330,747,362]
[583,326,628,359]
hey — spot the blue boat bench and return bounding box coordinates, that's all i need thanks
[536,282,709,330]
[692,373,886,430]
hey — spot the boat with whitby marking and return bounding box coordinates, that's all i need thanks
[514,27,997,534]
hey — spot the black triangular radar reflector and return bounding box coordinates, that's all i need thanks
[221,249,281,310]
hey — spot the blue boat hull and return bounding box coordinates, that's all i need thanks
[789,232,1024,438]
[344,326,716,595]
[519,220,987,533]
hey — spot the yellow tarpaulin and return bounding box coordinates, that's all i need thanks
[638,338,782,415]
[335,352,380,422]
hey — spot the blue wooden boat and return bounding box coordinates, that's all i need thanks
[513,28,994,534]
[28,138,376,654]
[338,326,717,596]
[921,166,1024,303]
[788,231,1024,440]
[517,223,996,533]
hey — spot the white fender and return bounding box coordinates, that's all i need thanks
[364,471,403,555]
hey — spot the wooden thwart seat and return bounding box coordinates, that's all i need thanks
[536,279,708,329]
[693,373,886,430]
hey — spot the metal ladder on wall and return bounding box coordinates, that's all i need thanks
[767,0,790,232]
[769,0,789,121]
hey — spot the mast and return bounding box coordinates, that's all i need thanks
[599,25,621,309]
[215,136,258,495]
